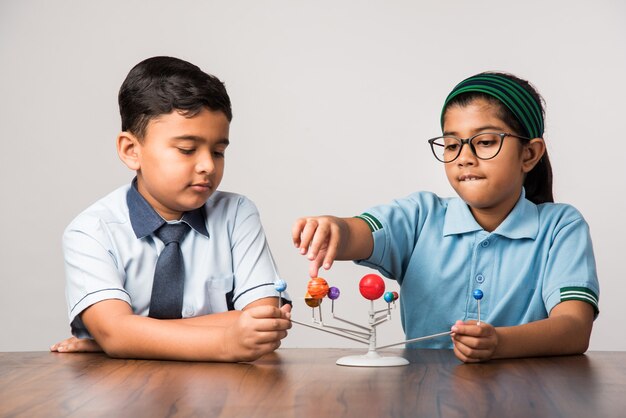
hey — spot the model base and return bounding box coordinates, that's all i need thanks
[336,351,409,367]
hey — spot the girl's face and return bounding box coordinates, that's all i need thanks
[442,98,541,230]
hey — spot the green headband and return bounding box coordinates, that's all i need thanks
[440,73,544,139]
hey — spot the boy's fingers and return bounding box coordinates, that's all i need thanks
[238,340,283,362]
[248,306,293,329]
[51,337,81,352]
[280,303,292,314]
[53,342,72,353]
[253,330,289,344]
[248,305,282,318]
[53,337,102,353]
[253,317,292,332]
[257,340,282,354]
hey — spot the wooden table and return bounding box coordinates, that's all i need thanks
[1,349,625,417]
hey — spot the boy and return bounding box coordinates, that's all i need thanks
[50,56,291,362]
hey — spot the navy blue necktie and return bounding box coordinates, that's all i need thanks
[149,223,190,319]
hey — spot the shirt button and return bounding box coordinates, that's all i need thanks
[184,308,194,317]
[481,240,490,248]
[475,274,485,283]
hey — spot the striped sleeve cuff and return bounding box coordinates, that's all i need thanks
[560,287,599,313]
[355,213,383,232]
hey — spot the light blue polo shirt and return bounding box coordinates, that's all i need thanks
[64,180,288,338]
[355,189,599,349]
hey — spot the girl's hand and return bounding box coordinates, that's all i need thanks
[50,336,103,353]
[292,216,345,278]
[450,319,498,363]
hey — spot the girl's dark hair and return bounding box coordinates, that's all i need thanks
[443,72,553,204]
[118,56,232,139]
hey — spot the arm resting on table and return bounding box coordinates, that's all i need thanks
[452,300,594,362]
[78,297,290,362]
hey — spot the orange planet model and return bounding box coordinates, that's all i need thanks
[307,277,330,299]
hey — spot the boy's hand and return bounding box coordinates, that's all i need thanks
[292,216,344,278]
[450,320,498,363]
[50,336,103,353]
[222,304,292,362]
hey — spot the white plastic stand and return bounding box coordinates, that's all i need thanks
[290,299,450,367]
[336,350,409,367]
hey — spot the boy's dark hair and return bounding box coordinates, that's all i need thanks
[443,72,554,204]
[118,56,232,139]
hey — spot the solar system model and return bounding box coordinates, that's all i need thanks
[274,274,484,367]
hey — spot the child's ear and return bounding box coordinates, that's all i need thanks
[117,132,141,171]
[522,138,546,173]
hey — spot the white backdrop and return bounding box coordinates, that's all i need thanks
[1,0,624,351]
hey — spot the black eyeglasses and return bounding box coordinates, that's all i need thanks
[427,132,531,163]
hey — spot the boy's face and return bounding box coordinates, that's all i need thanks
[129,108,229,220]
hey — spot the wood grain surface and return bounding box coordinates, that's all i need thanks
[1,349,625,417]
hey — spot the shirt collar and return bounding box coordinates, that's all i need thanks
[443,188,538,239]
[443,197,483,236]
[126,178,209,239]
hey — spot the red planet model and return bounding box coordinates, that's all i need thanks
[359,274,385,300]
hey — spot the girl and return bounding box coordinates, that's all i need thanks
[292,72,599,363]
